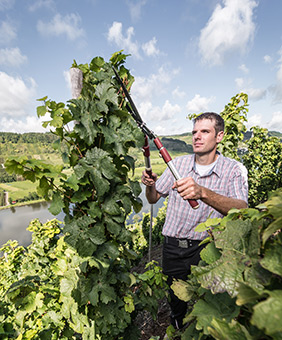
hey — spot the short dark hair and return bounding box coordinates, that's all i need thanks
[193,112,224,135]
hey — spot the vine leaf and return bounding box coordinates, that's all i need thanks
[49,192,64,215]
[260,242,282,276]
[188,291,240,334]
[251,290,282,336]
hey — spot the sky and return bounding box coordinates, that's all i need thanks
[1,0,282,136]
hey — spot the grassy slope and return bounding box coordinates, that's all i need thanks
[0,181,39,201]
[0,141,63,202]
[130,149,188,181]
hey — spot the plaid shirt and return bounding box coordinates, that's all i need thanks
[155,152,248,240]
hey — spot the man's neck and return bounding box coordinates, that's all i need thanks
[195,150,218,165]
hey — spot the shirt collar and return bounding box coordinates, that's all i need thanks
[212,151,224,177]
[192,151,224,177]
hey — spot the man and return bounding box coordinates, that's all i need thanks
[141,112,248,330]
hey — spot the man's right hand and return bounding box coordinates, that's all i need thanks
[141,170,157,187]
[141,170,161,204]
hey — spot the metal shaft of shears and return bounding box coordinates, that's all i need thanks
[112,66,199,210]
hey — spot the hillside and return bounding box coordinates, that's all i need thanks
[1,129,281,205]
[269,130,282,139]
[0,132,59,163]
[0,132,62,198]
[1,130,281,166]
[148,135,193,153]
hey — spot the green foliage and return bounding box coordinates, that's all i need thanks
[171,189,282,339]
[243,126,282,207]
[0,219,167,339]
[216,93,282,207]
[218,93,248,161]
[0,169,17,183]
[3,52,167,339]
[2,50,282,339]
[0,132,57,144]
[0,132,60,175]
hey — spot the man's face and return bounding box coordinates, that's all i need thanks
[192,119,223,155]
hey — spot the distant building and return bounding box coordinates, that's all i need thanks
[4,191,9,206]
[0,190,9,206]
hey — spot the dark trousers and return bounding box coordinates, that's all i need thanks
[162,237,206,329]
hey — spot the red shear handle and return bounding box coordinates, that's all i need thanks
[153,137,199,210]
[188,198,199,209]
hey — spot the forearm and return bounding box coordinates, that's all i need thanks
[146,184,161,204]
[200,186,248,216]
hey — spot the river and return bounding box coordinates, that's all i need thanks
[0,186,164,248]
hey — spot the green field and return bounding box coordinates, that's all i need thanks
[0,181,39,201]
[1,149,187,203]
[130,149,187,180]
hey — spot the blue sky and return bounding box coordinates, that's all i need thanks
[1,0,282,135]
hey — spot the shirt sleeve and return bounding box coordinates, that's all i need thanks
[155,166,174,197]
[228,163,248,203]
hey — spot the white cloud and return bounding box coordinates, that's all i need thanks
[29,0,55,11]
[0,116,46,133]
[37,13,85,41]
[235,77,244,88]
[142,37,160,57]
[132,66,176,101]
[137,100,181,122]
[239,64,249,74]
[270,50,282,104]
[0,72,37,118]
[266,111,282,132]
[107,21,162,59]
[127,67,181,122]
[186,94,216,112]
[235,77,266,101]
[0,47,27,66]
[127,0,147,21]
[246,88,266,101]
[264,55,272,64]
[172,86,186,99]
[247,113,262,130]
[0,0,15,11]
[0,21,17,44]
[248,111,282,133]
[64,69,71,91]
[154,125,167,135]
[198,0,258,65]
[107,21,140,59]
[152,100,181,121]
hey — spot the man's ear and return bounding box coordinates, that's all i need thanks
[216,131,224,143]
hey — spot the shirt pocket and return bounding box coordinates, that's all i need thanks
[201,177,227,196]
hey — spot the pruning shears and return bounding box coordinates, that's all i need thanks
[112,67,199,210]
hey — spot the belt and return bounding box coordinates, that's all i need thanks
[164,236,201,249]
